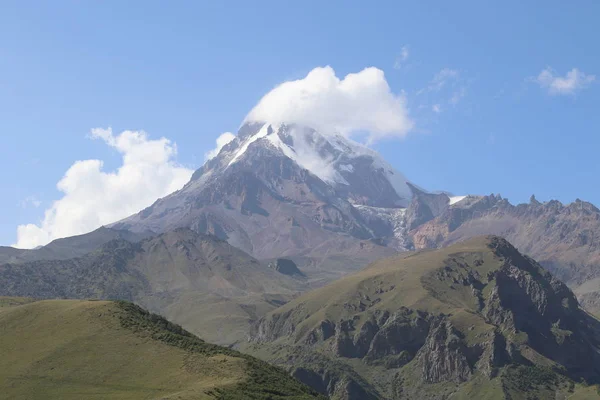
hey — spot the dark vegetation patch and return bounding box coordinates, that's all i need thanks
[504,365,558,392]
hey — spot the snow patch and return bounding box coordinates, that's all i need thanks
[227,123,272,167]
[354,204,409,246]
[228,123,349,185]
[449,195,467,205]
[268,126,349,185]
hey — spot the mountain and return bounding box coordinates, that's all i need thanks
[111,122,416,274]
[101,121,600,318]
[409,194,600,318]
[6,121,600,344]
[104,122,600,305]
[0,228,307,344]
[6,120,600,332]
[244,236,600,399]
[0,297,324,399]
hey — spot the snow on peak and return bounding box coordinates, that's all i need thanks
[227,123,272,167]
[325,132,413,203]
[222,122,413,204]
[265,124,349,185]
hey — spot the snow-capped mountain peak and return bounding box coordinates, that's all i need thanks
[113,120,468,259]
[210,122,413,207]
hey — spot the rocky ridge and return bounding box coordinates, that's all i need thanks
[410,194,600,317]
[245,236,600,399]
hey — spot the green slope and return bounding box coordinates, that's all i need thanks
[0,297,324,400]
[245,236,600,399]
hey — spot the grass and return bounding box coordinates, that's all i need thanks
[0,296,36,307]
[0,298,323,400]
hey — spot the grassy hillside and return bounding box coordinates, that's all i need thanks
[0,297,324,400]
[245,236,600,399]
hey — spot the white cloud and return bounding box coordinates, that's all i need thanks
[205,132,235,161]
[432,104,441,113]
[14,128,193,249]
[393,45,410,69]
[244,66,414,143]
[20,196,42,208]
[534,67,595,95]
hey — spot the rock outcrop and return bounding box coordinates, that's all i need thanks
[416,318,472,383]
[404,184,450,230]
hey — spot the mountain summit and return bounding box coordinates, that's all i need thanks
[204,122,414,208]
[112,122,440,267]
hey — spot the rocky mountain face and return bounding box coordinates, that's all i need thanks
[244,236,600,399]
[0,228,307,344]
[409,194,600,317]
[111,122,414,275]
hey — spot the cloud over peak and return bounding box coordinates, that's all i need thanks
[14,128,193,249]
[244,66,414,143]
[534,67,596,95]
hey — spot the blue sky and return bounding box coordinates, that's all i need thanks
[1,1,599,247]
